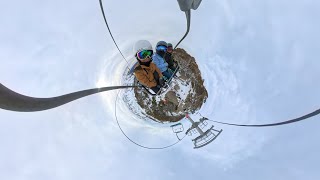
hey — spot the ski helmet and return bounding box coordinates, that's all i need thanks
[156,41,168,48]
[133,40,153,53]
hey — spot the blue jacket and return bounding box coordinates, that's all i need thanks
[152,53,168,72]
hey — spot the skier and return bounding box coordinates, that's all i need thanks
[133,40,165,94]
[152,41,174,79]
[164,43,177,72]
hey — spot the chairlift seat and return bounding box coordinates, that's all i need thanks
[192,126,222,149]
[170,123,184,133]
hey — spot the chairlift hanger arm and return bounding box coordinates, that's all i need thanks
[175,0,202,49]
[174,10,191,49]
[177,0,202,11]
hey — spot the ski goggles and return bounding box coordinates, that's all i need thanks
[156,45,167,51]
[136,50,153,60]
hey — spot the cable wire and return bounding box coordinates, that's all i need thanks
[114,90,186,150]
[99,0,130,71]
[198,108,320,127]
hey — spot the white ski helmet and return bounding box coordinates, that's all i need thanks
[133,40,153,53]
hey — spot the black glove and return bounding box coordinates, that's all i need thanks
[159,78,165,87]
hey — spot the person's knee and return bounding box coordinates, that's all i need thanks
[170,65,176,71]
[162,70,172,78]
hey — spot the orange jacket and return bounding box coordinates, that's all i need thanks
[134,62,163,88]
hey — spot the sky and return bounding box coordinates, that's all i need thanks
[1,0,320,179]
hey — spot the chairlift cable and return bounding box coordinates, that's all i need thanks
[99,0,130,71]
[114,90,186,150]
[197,108,320,127]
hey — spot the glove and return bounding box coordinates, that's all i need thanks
[162,76,168,81]
[159,78,165,87]
[170,67,176,73]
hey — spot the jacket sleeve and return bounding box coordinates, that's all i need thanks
[153,55,168,72]
[134,70,156,88]
[152,55,161,69]
[154,66,163,78]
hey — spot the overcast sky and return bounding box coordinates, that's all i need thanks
[1,0,320,180]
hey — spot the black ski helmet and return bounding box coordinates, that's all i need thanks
[156,41,168,49]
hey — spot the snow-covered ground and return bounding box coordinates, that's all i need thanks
[1,0,320,179]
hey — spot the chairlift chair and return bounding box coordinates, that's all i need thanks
[185,113,223,149]
[170,123,184,134]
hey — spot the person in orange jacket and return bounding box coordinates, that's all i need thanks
[133,40,165,94]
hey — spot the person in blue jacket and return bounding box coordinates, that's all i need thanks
[152,41,173,79]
